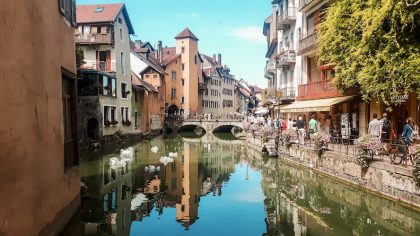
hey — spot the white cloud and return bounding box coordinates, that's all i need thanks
[230,26,265,44]
[178,12,201,18]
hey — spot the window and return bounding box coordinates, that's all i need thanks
[134,91,138,102]
[182,63,185,71]
[120,28,123,41]
[95,7,104,12]
[194,55,197,64]
[62,72,79,171]
[118,17,122,24]
[120,51,125,75]
[172,71,177,80]
[120,107,128,122]
[171,89,176,99]
[100,75,116,97]
[181,47,185,54]
[182,79,185,86]
[59,0,77,26]
[153,74,158,79]
[121,82,127,98]
[181,96,184,104]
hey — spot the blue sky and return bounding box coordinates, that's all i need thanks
[76,0,271,88]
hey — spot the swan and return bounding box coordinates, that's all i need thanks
[120,147,134,159]
[159,156,174,165]
[151,146,159,153]
[168,152,178,158]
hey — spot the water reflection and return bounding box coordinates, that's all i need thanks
[75,133,420,236]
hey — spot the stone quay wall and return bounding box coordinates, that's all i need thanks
[246,135,420,209]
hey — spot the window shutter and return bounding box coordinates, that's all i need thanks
[101,26,107,35]
[106,50,111,71]
[91,26,98,34]
[96,50,99,70]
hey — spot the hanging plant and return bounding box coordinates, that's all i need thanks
[354,135,382,169]
[312,132,331,157]
[282,129,297,150]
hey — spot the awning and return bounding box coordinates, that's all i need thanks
[255,107,269,115]
[274,105,287,110]
[280,96,355,113]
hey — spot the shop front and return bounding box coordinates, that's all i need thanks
[369,93,419,138]
[280,96,363,139]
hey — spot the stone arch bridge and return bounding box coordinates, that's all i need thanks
[171,119,243,134]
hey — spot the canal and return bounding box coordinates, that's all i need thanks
[65,133,420,236]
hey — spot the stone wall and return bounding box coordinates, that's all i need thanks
[281,144,420,209]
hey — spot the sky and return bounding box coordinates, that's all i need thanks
[76,0,271,88]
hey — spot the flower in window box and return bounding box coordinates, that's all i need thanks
[111,120,118,126]
[104,120,111,127]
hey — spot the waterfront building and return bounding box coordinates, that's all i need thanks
[201,54,223,115]
[0,0,80,234]
[159,28,203,117]
[131,41,167,133]
[235,79,254,114]
[75,3,135,137]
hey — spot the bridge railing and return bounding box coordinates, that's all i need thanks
[183,114,245,122]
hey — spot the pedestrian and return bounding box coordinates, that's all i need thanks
[368,113,381,138]
[281,118,287,132]
[402,117,419,144]
[296,116,306,145]
[287,118,293,129]
[381,113,392,143]
[309,114,318,136]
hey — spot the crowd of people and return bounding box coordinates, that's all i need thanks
[368,112,419,145]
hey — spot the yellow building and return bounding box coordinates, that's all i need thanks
[161,28,203,116]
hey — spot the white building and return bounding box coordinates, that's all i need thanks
[76,3,135,135]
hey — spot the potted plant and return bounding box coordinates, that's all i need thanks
[104,119,111,127]
[111,119,118,126]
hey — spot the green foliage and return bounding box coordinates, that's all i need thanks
[76,46,84,69]
[319,0,420,104]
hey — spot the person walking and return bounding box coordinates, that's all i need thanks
[287,118,293,129]
[309,115,318,136]
[368,113,381,138]
[296,116,306,145]
[381,113,392,143]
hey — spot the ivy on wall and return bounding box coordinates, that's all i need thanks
[318,0,420,105]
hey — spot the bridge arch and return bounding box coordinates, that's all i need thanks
[212,124,243,134]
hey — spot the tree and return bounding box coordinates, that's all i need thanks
[76,45,84,69]
[318,0,420,105]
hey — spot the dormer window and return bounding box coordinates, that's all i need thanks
[95,7,104,13]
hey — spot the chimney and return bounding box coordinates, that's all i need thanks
[218,53,222,66]
[158,40,163,64]
[271,4,278,41]
[213,54,217,64]
[134,40,142,49]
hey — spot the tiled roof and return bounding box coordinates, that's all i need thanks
[76,3,134,34]
[175,28,199,41]
[161,47,180,66]
[134,47,149,53]
[201,54,218,67]
[131,72,158,92]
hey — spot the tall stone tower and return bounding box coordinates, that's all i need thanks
[175,28,201,114]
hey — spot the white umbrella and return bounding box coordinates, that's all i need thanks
[131,193,149,210]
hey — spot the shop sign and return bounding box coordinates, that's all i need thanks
[392,94,409,104]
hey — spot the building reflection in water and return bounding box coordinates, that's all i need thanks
[77,134,420,236]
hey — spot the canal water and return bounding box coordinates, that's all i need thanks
[65,133,420,236]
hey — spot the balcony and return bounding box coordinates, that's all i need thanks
[75,32,113,45]
[277,50,296,67]
[298,0,323,12]
[264,58,277,79]
[277,7,297,30]
[297,80,340,100]
[278,87,297,100]
[298,32,318,55]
